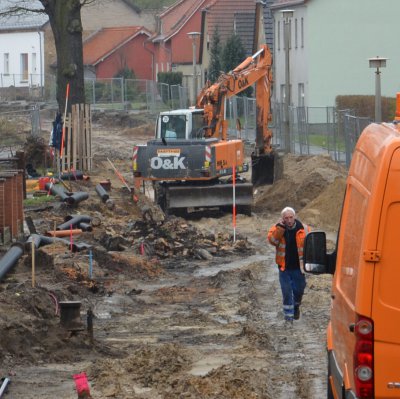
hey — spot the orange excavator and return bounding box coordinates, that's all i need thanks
[133,44,277,215]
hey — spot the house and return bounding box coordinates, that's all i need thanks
[0,1,47,90]
[83,27,153,80]
[150,0,211,86]
[80,0,157,33]
[45,0,157,81]
[152,0,272,102]
[271,0,400,108]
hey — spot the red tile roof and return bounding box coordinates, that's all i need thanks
[206,0,257,44]
[154,0,210,41]
[83,26,151,65]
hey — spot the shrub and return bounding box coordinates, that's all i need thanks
[157,72,183,86]
[336,95,396,122]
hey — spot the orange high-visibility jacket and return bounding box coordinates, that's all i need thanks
[267,222,311,271]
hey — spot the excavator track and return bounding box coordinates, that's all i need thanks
[155,181,253,216]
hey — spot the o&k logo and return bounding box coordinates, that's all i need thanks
[150,156,187,170]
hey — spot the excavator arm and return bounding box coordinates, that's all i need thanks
[196,44,273,156]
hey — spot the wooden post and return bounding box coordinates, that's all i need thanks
[66,115,72,171]
[31,241,35,288]
[81,104,87,170]
[85,104,92,171]
[72,107,78,171]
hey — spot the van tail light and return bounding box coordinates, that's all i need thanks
[353,314,374,398]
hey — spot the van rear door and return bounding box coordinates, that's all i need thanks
[372,146,400,398]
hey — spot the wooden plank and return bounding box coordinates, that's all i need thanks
[85,104,92,171]
[81,104,87,171]
[74,104,82,170]
[72,105,78,171]
[66,114,72,171]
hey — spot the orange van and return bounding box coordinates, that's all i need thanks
[304,120,400,398]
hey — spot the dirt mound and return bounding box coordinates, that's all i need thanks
[254,154,347,230]
[298,176,346,231]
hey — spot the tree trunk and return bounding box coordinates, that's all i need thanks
[41,0,85,113]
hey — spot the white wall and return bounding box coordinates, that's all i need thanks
[273,0,400,109]
[273,6,308,107]
[0,30,44,87]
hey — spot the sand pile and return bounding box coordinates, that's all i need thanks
[254,154,347,231]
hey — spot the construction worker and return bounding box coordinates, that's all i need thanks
[267,206,311,324]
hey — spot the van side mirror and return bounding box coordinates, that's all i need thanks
[304,231,333,274]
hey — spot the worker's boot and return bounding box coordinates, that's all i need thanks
[294,305,300,320]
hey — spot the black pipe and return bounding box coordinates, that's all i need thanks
[79,222,92,232]
[45,182,70,202]
[25,234,92,252]
[64,192,89,205]
[25,234,42,250]
[60,170,84,180]
[0,242,24,281]
[58,215,92,231]
[26,234,71,250]
[95,183,110,202]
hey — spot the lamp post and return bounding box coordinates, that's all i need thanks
[188,31,201,105]
[368,56,388,123]
[282,9,293,153]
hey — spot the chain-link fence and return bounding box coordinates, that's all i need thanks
[0,73,373,168]
[0,105,42,157]
[271,102,373,168]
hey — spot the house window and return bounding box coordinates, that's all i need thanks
[298,83,305,106]
[32,53,37,73]
[277,21,280,51]
[281,84,293,105]
[280,84,285,103]
[301,17,304,48]
[20,53,28,81]
[4,53,9,75]
[295,19,298,49]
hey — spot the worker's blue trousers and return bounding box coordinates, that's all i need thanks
[278,268,306,320]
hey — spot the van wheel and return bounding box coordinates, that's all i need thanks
[327,375,334,399]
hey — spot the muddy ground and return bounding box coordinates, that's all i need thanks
[0,110,348,398]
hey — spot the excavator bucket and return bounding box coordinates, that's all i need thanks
[251,152,282,187]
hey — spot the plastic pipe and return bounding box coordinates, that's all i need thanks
[60,170,84,180]
[78,222,92,232]
[25,234,91,253]
[46,229,82,237]
[95,183,110,202]
[0,242,24,281]
[45,182,70,202]
[58,215,92,230]
[64,192,89,205]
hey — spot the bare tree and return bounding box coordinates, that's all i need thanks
[1,0,94,112]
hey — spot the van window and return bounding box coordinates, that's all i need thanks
[336,185,368,305]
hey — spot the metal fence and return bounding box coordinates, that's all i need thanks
[0,74,373,168]
[271,103,372,168]
[0,105,42,157]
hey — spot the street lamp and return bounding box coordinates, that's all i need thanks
[282,9,293,153]
[187,31,201,105]
[369,56,388,123]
